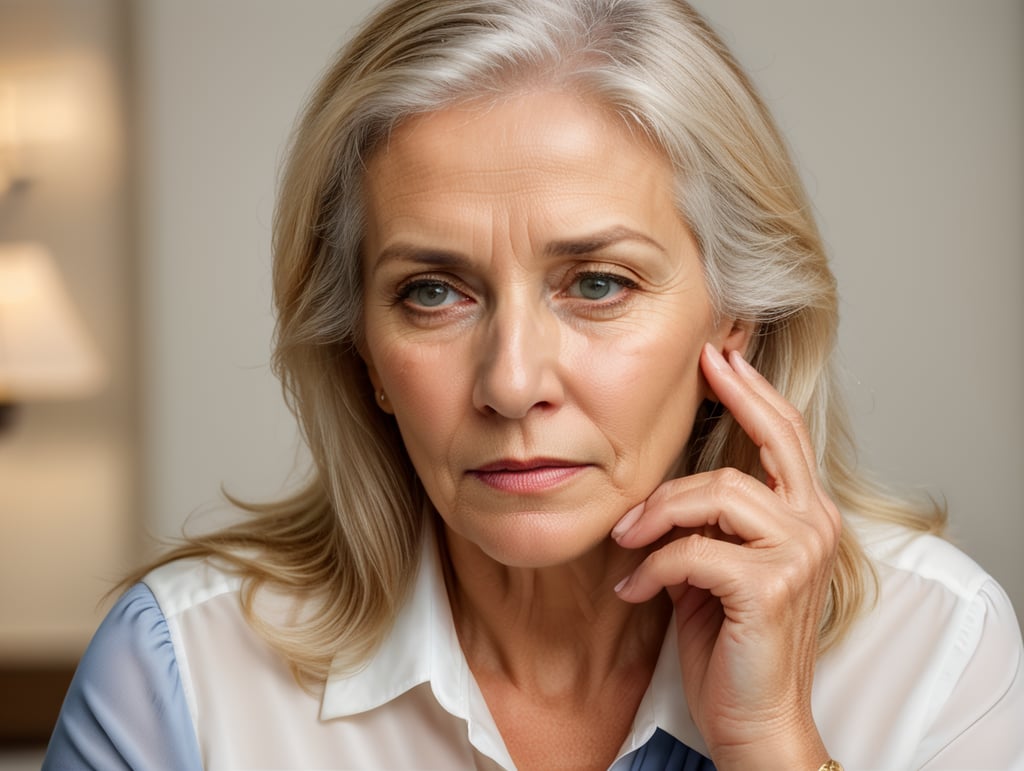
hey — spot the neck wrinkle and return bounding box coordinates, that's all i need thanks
[438,521,672,699]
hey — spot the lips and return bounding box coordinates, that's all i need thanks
[473,458,577,472]
[468,458,588,494]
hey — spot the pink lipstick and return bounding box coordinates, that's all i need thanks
[469,459,586,494]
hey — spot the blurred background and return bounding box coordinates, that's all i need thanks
[0,1,1020,766]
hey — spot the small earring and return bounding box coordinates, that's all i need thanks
[378,390,387,404]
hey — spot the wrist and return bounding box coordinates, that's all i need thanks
[712,747,831,771]
[706,716,830,771]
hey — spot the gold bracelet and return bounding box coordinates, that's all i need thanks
[818,762,843,771]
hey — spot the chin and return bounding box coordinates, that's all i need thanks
[444,509,613,569]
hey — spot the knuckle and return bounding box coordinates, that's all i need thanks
[808,499,843,549]
[794,526,838,581]
[716,466,748,490]
[667,533,709,565]
[804,525,833,564]
[761,572,794,605]
[776,399,806,428]
[792,516,833,559]
[640,544,670,576]
[763,552,812,603]
[784,546,813,580]
[646,481,675,509]
[710,467,750,502]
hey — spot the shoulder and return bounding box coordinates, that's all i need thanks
[853,516,998,601]
[142,554,245,620]
[140,552,314,680]
[140,555,281,705]
[43,580,203,770]
[140,555,305,660]
[846,516,1020,662]
[853,518,1021,664]
[817,517,1024,767]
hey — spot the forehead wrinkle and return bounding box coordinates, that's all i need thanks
[373,111,656,198]
[364,94,688,284]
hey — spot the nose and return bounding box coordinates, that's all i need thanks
[471,299,564,419]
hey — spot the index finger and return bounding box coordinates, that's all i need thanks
[700,343,817,504]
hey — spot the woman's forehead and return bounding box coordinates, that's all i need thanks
[363,91,677,226]
[370,89,663,174]
[358,91,698,293]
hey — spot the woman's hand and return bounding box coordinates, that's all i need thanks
[612,343,839,770]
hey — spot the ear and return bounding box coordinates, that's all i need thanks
[716,317,755,359]
[702,317,756,401]
[357,340,394,415]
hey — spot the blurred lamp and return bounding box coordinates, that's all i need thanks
[0,242,106,429]
[0,81,29,195]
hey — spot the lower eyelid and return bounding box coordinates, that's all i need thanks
[396,279,477,317]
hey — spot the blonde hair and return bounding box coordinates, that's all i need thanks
[142,0,944,683]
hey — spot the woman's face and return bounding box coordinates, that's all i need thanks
[360,91,744,568]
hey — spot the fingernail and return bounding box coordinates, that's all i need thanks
[611,502,644,540]
[702,342,727,370]
[614,574,632,594]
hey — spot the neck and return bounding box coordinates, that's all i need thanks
[440,522,672,699]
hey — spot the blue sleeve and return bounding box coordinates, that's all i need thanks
[42,583,203,771]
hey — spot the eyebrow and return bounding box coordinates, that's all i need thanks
[371,225,666,273]
[372,245,473,272]
[543,226,667,258]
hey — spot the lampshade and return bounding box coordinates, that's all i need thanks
[0,242,105,402]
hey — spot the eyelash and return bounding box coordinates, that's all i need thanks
[394,276,470,314]
[566,271,638,304]
[393,269,640,317]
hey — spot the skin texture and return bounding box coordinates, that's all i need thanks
[360,91,835,770]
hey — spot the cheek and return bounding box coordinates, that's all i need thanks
[368,327,455,408]
[578,320,708,470]
[387,355,452,416]
[369,338,473,479]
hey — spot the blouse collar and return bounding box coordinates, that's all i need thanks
[319,526,709,764]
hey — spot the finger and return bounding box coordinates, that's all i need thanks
[615,533,750,603]
[728,353,842,530]
[672,584,722,673]
[612,468,783,548]
[721,349,842,533]
[615,527,833,613]
[728,350,819,475]
[701,344,815,503]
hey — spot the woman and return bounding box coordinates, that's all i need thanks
[45,1,1022,769]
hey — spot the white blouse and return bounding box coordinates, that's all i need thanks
[45,518,1023,770]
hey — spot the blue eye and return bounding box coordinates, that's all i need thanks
[569,273,629,301]
[401,280,464,308]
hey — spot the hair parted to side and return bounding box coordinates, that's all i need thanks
[140,0,945,684]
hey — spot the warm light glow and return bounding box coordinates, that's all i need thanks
[0,242,106,401]
[0,82,23,193]
[0,61,97,195]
